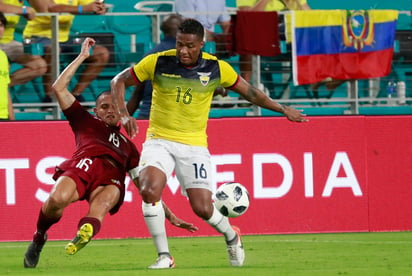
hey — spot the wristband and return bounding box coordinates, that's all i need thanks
[77,5,83,14]
[22,6,27,15]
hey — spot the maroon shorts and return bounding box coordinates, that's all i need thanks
[53,156,125,215]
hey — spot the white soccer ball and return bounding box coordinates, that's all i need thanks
[214,182,250,218]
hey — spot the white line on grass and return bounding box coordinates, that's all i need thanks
[2,238,412,249]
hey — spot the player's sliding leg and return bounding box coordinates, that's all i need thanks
[65,217,101,255]
[143,200,175,269]
[205,206,245,266]
[24,209,61,268]
[24,232,48,268]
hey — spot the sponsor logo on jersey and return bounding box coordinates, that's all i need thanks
[161,73,181,78]
[111,179,121,185]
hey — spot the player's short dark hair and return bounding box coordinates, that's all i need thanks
[0,12,7,27]
[96,90,111,104]
[178,18,204,41]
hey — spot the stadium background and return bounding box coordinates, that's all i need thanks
[1,115,412,241]
[10,0,412,118]
[2,0,412,242]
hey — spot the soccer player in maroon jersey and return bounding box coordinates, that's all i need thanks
[23,37,198,269]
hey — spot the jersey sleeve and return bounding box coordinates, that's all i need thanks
[131,53,157,83]
[63,100,91,122]
[128,167,139,180]
[218,59,239,89]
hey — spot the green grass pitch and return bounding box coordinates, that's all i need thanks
[1,232,412,275]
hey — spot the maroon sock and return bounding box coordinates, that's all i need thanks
[33,209,61,243]
[36,209,61,234]
[78,217,101,237]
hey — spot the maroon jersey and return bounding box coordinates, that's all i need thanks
[63,101,139,172]
[52,101,140,214]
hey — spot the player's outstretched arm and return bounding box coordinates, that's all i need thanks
[111,68,139,138]
[162,202,199,233]
[233,77,308,122]
[51,37,94,110]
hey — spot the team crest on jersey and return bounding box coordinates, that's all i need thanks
[197,72,211,86]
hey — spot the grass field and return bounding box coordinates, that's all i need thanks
[1,232,412,275]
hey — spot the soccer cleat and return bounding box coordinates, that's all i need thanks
[65,223,94,255]
[226,226,245,266]
[148,255,175,269]
[24,232,48,268]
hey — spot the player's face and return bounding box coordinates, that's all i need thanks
[94,94,120,126]
[176,32,204,66]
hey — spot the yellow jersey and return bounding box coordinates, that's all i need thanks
[23,0,93,42]
[131,49,239,147]
[0,50,10,119]
[0,0,22,43]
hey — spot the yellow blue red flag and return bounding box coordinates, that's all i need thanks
[291,10,398,85]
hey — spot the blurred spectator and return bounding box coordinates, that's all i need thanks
[237,0,344,92]
[174,0,231,42]
[236,0,310,83]
[0,11,15,120]
[127,14,184,119]
[0,0,47,88]
[23,0,109,102]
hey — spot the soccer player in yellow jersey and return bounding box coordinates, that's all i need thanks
[111,18,308,269]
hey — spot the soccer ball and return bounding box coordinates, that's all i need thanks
[214,182,250,217]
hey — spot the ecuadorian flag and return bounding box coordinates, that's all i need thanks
[291,10,398,85]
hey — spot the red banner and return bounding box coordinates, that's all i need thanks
[1,116,411,241]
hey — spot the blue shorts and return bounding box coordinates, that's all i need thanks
[29,36,81,54]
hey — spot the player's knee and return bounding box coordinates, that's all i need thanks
[18,55,48,75]
[46,192,70,210]
[138,177,162,202]
[35,57,48,75]
[138,170,164,202]
[139,186,161,203]
[192,202,213,220]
